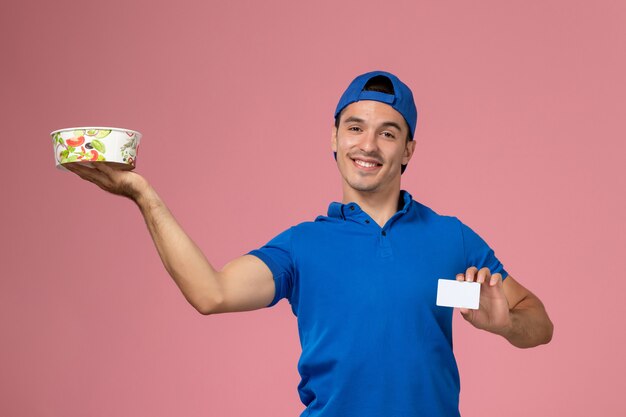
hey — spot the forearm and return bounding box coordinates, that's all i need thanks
[500,296,554,348]
[134,186,222,314]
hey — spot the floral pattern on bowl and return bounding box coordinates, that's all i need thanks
[51,127,141,171]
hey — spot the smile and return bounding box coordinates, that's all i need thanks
[352,158,382,170]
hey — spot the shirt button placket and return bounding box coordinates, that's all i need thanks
[379,228,392,257]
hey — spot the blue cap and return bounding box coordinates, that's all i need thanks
[334,70,417,139]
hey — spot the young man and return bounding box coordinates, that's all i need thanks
[66,71,553,417]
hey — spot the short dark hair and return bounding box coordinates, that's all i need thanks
[334,75,412,142]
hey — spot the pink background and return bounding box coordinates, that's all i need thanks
[2,0,625,415]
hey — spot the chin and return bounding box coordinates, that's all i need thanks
[345,179,381,193]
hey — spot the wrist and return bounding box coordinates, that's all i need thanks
[493,310,515,339]
[133,182,161,211]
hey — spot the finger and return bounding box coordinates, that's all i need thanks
[456,273,465,281]
[93,162,127,185]
[71,165,100,181]
[64,163,80,173]
[65,162,93,173]
[66,163,110,187]
[464,266,478,282]
[65,163,95,179]
[490,272,502,287]
[91,162,116,182]
[93,162,114,174]
[476,267,490,284]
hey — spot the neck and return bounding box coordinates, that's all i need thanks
[341,184,402,227]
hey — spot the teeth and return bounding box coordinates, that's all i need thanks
[355,159,378,168]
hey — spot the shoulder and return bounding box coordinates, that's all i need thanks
[410,199,463,228]
[290,217,340,237]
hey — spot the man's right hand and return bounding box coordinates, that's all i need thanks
[65,162,150,202]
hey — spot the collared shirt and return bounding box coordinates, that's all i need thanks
[248,190,508,417]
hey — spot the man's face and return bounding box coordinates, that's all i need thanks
[332,100,415,195]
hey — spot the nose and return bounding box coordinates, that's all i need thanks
[359,129,378,153]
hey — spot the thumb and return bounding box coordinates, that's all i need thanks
[459,308,473,322]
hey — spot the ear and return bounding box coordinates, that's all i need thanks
[402,139,416,165]
[331,124,338,152]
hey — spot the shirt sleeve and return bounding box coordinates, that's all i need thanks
[458,219,509,280]
[247,227,295,307]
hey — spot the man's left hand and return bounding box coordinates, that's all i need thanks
[456,267,512,336]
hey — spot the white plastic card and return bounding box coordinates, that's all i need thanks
[436,279,480,309]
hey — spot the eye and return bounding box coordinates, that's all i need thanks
[347,126,362,132]
[381,131,396,139]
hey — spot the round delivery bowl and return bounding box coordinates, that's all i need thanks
[50,127,142,171]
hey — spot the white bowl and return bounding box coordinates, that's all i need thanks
[51,127,142,171]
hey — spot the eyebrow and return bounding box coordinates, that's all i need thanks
[342,116,403,132]
[343,116,366,124]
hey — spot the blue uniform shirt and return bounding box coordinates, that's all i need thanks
[248,190,508,417]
